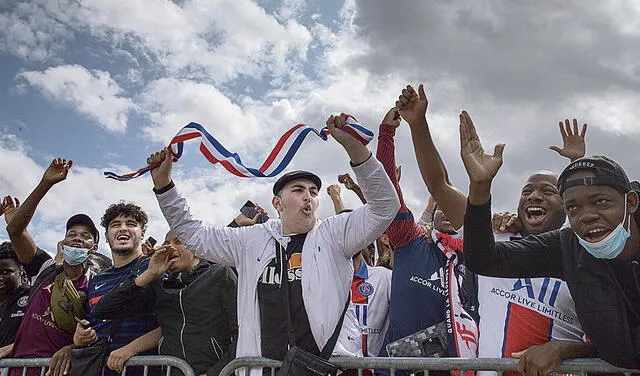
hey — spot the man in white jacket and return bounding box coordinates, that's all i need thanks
[146,114,400,373]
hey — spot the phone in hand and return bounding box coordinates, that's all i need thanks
[147,236,157,247]
[240,200,268,224]
[74,316,87,329]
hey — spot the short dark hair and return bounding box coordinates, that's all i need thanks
[101,202,148,229]
[0,241,19,263]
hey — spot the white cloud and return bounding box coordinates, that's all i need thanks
[18,65,136,133]
[0,1,71,62]
[72,0,312,84]
[570,89,640,135]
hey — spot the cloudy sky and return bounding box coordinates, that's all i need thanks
[1,0,639,254]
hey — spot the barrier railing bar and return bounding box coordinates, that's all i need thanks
[0,356,195,376]
[218,357,640,376]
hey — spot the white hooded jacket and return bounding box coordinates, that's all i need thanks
[155,155,400,372]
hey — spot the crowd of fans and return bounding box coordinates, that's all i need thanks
[0,84,639,376]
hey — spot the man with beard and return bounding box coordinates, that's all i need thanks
[146,113,399,376]
[460,114,640,370]
[72,202,160,376]
[374,107,476,376]
[396,84,592,376]
[2,159,97,376]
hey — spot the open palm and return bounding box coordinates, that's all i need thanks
[549,119,587,162]
[1,196,20,224]
[43,158,72,186]
[459,111,504,183]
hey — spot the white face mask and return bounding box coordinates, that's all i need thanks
[575,193,631,259]
[62,245,90,265]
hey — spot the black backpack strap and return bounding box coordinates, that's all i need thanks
[320,294,350,359]
[29,264,64,300]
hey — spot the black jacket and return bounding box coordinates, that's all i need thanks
[463,199,640,370]
[92,261,238,376]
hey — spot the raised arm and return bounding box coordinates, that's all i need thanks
[375,107,423,249]
[460,111,563,278]
[327,184,347,214]
[91,245,172,319]
[549,118,588,162]
[148,151,248,267]
[324,113,400,257]
[397,84,467,229]
[338,173,366,204]
[6,159,72,265]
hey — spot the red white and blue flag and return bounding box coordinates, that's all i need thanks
[104,117,372,181]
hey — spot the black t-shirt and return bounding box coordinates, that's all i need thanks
[258,234,320,360]
[0,284,30,346]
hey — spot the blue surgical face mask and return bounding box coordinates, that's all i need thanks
[576,193,631,259]
[62,245,90,265]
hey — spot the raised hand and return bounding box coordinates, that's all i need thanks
[326,184,341,199]
[549,119,587,162]
[147,245,178,277]
[459,111,505,184]
[234,204,268,227]
[381,107,401,128]
[42,158,73,187]
[396,84,428,126]
[0,196,20,224]
[326,113,356,146]
[338,173,358,191]
[147,148,173,189]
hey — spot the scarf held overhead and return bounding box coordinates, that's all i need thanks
[104,117,373,181]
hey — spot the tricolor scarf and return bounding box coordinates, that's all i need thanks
[104,117,373,181]
[431,230,479,365]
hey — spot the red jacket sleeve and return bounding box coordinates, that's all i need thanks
[375,123,424,249]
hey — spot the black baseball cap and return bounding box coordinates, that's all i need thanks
[66,214,100,244]
[273,171,322,196]
[557,155,631,196]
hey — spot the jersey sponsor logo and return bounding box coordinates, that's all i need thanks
[409,275,446,296]
[11,310,25,318]
[358,282,374,297]
[489,278,575,325]
[511,278,561,307]
[429,267,446,288]
[18,296,29,307]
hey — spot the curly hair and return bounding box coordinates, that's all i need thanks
[0,241,19,262]
[100,201,149,229]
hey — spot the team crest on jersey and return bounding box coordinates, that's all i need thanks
[18,296,29,307]
[358,282,374,296]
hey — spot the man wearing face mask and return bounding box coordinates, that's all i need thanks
[3,159,99,376]
[460,114,640,370]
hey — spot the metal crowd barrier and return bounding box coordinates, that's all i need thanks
[0,355,195,376]
[219,357,640,376]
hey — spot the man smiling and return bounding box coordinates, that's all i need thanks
[73,202,159,376]
[461,109,640,371]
